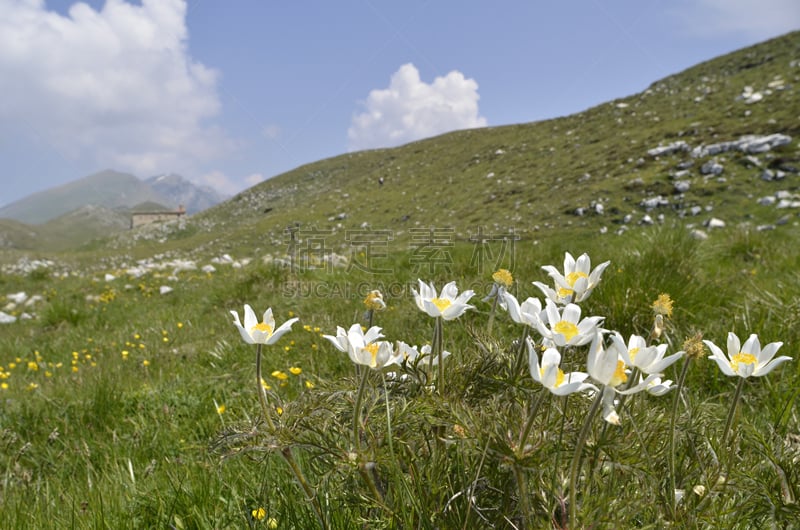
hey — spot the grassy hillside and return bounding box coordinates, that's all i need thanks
[93,30,798,261]
[0,32,799,529]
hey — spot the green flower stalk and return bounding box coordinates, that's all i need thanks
[411,279,475,393]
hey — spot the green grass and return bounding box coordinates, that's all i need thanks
[1,224,799,528]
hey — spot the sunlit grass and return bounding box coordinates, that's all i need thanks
[0,224,798,528]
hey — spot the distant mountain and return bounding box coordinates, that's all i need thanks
[0,170,227,224]
[145,173,229,214]
[0,170,164,224]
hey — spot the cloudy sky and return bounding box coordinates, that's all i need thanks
[1,0,798,207]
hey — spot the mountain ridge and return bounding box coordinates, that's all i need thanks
[0,170,226,225]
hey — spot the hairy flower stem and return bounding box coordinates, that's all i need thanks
[512,326,530,378]
[486,291,499,335]
[668,357,692,517]
[366,308,375,330]
[255,344,276,431]
[513,463,532,530]
[433,317,444,394]
[382,374,395,461]
[352,368,389,510]
[569,389,603,529]
[281,447,329,530]
[695,376,747,515]
[517,390,547,458]
[353,368,370,454]
[720,376,746,452]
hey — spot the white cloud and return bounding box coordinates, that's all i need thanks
[675,0,800,39]
[195,170,263,196]
[244,173,265,187]
[348,63,487,151]
[262,125,281,140]
[0,0,232,177]
[196,170,240,196]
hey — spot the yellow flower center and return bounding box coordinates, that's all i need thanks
[610,360,628,387]
[365,343,380,367]
[554,367,565,387]
[251,322,273,335]
[431,297,452,313]
[492,269,514,288]
[557,286,574,298]
[566,271,588,287]
[553,320,579,342]
[629,347,640,362]
[540,366,567,387]
[730,352,757,372]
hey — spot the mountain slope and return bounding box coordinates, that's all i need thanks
[163,30,797,256]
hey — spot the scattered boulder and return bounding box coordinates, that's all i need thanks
[701,161,724,175]
[648,141,689,157]
[674,181,691,193]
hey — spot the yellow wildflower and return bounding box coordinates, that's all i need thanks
[492,268,514,288]
[652,293,674,317]
[364,290,386,311]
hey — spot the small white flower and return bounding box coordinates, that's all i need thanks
[610,333,684,374]
[535,299,603,347]
[412,280,475,320]
[528,340,596,396]
[704,332,790,378]
[534,252,610,304]
[231,304,298,345]
[323,324,395,369]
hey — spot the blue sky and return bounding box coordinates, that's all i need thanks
[1,0,799,208]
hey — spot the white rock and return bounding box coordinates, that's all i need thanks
[7,292,27,304]
[647,141,689,157]
[706,218,726,229]
[690,229,709,240]
[674,181,691,193]
[640,196,669,209]
[159,286,174,295]
[0,311,17,324]
[701,161,724,175]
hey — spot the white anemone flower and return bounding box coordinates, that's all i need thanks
[610,333,684,374]
[535,299,603,347]
[534,252,610,304]
[502,292,544,328]
[528,340,596,396]
[396,341,451,366]
[323,323,395,369]
[586,333,661,425]
[412,280,475,320]
[643,376,674,396]
[231,304,299,345]
[704,332,790,378]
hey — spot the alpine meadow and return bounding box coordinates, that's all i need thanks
[1,31,800,529]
